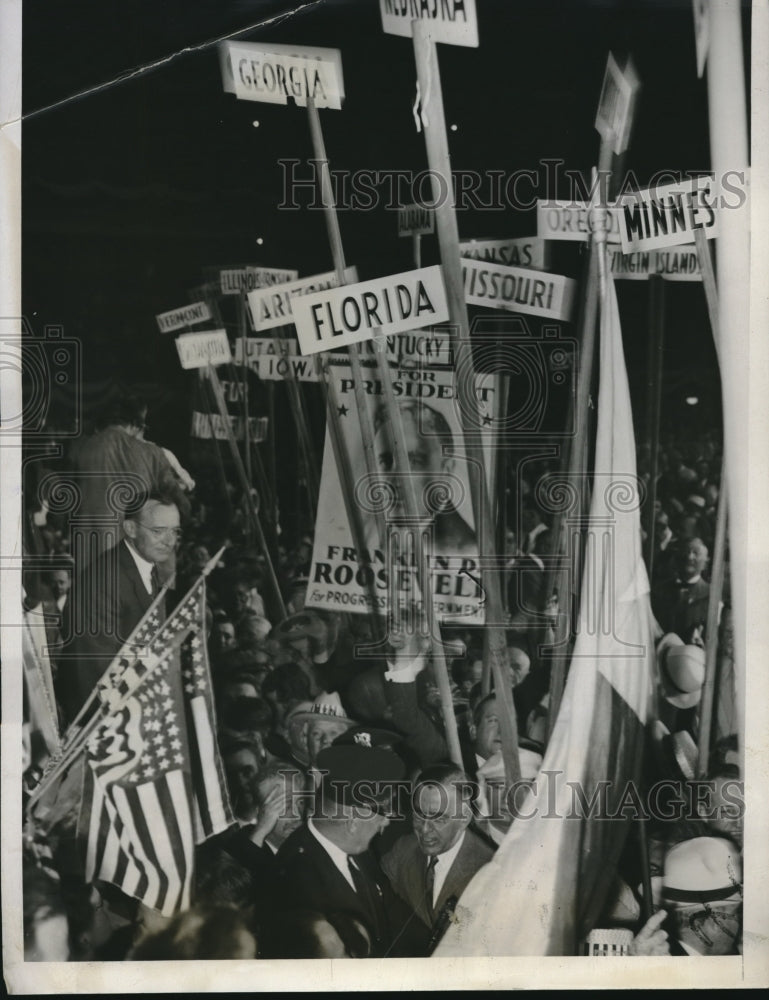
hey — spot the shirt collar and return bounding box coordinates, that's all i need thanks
[124,539,155,595]
[428,831,467,903]
[307,817,356,889]
[433,830,465,872]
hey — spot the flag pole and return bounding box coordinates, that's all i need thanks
[412,22,520,785]
[642,275,665,579]
[27,547,226,809]
[697,467,728,777]
[545,148,612,745]
[694,229,719,359]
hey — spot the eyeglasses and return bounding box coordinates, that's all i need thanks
[136,523,182,540]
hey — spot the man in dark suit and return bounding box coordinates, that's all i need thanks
[196,761,310,915]
[57,494,180,726]
[277,743,429,957]
[381,763,495,934]
[651,537,711,643]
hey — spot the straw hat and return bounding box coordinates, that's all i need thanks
[657,633,706,709]
[663,836,742,903]
[287,690,357,731]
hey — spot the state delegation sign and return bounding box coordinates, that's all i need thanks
[379,0,479,48]
[220,40,345,110]
[220,266,300,296]
[398,204,435,237]
[595,52,639,155]
[462,258,576,321]
[175,329,231,370]
[537,199,624,243]
[619,175,717,253]
[292,265,450,356]
[609,246,703,282]
[235,338,320,382]
[191,412,268,443]
[247,267,359,332]
[235,328,454,380]
[156,301,212,334]
[460,237,548,271]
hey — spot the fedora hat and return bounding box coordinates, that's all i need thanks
[657,633,705,709]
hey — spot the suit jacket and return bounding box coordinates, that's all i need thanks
[651,576,710,642]
[199,825,283,918]
[57,540,162,725]
[381,828,495,929]
[70,426,183,556]
[276,823,429,957]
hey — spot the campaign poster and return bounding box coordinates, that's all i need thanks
[306,355,496,624]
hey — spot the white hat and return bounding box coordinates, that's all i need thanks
[478,746,543,784]
[657,633,706,709]
[663,836,742,903]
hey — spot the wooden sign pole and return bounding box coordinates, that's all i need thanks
[413,232,422,269]
[305,97,387,619]
[305,101,383,516]
[207,363,287,620]
[223,360,277,546]
[412,22,520,786]
[239,292,253,483]
[275,324,320,511]
[371,336,464,767]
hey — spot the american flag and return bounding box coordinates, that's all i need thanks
[83,579,233,916]
[179,592,232,844]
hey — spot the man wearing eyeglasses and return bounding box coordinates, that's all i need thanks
[57,494,181,727]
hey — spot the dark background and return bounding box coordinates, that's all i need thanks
[23,0,747,462]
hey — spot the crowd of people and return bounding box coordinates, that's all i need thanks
[20,388,742,960]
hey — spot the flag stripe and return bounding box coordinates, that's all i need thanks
[85,773,104,881]
[190,696,229,838]
[83,578,233,917]
[112,784,162,911]
[136,782,182,917]
[166,770,195,912]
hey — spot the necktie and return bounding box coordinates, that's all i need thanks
[347,856,384,941]
[347,856,371,899]
[425,855,438,917]
[150,565,161,597]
